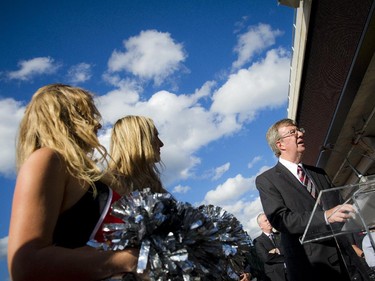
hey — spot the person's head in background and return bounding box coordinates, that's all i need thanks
[17,83,107,191]
[257,213,273,234]
[109,115,165,194]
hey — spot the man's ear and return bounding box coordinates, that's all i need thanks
[276,140,283,151]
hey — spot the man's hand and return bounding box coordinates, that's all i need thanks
[325,204,354,223]
[268,248,280,255]
[268,248,280,254]
[240,272,251,281]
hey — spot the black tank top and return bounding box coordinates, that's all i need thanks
[53,181,109,248]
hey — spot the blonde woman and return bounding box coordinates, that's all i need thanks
[109,115,166,195]
[8,84,138,281]
[109,115,252,281]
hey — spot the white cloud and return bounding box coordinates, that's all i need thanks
[94,27,290,187]
[172,184,191,194]
[6,57,60,81]
[0,236,8,260]
[211,48,290,122]
[212,162,230,180]
[107,30,187,85]
[216,197,264,239]
[201,167,272,239]
[0,98,25,176]
[232,23,282,70]
[203,174,256,205]
[98,44,289,187]
[67,63,92,84]
[203,194,264,240]
[228,197,264,239]
[248,156,262,169]
[161,148,201,185]
[95,81,142,125]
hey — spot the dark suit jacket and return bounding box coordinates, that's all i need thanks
[254,232,287,281]
[256,162,349,281]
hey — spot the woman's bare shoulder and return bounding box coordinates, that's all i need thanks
[20,147,67,175]
[30,146,61,159]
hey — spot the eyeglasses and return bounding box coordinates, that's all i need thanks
[278,127,305,140]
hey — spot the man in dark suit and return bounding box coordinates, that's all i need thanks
[256,118,353,281]
[254,213,287,281]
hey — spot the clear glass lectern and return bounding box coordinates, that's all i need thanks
[300,175,375,246]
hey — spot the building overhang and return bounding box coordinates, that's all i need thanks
[285,0,375,186]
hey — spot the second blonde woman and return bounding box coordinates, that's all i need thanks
[109,115,166,195]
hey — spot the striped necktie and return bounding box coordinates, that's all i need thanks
[297,165,317,199]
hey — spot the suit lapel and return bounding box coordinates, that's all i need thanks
[261,232,274,249]
[275,162,317,203]
[304,165,341,210]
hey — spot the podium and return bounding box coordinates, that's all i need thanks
[300,175,375,251]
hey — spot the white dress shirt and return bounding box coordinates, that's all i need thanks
[279,157,300,182]
[362,232,375,267]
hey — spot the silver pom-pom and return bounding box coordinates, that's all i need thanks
[96,188,251,280]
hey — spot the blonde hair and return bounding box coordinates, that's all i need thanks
[109,115,164,194]
[16,84,108,191]
[266,118,297,157]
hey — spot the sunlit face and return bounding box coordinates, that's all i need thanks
[258,214,273,233]
[153,129,164,162]
[277,125,305,160]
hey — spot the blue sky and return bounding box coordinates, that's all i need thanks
[0,0,294,279]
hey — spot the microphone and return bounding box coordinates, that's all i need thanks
[319,144,369,183]
[319,144,335,151]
